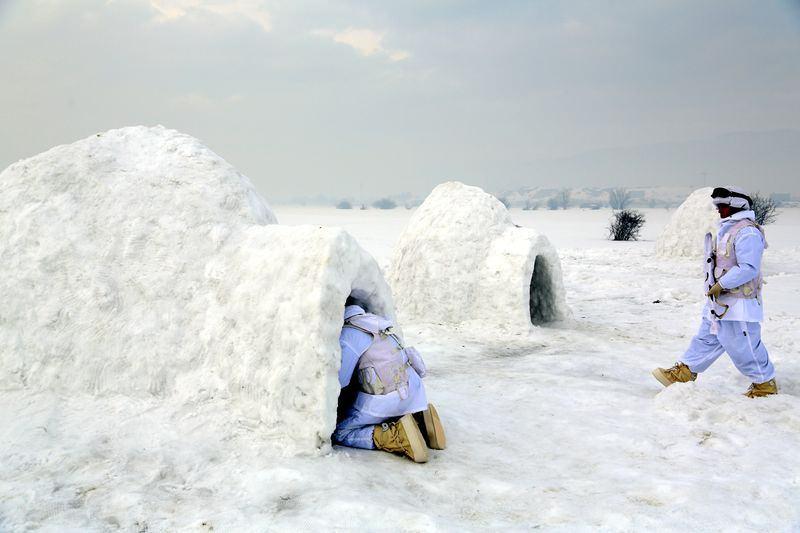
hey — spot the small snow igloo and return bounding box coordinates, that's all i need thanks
[0,126,395,454]
[388,182,568,333]
[656,187,719,258]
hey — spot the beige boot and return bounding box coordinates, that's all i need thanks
[373,414,429,463]
[745,379,778,398]
[652,362,697,387]
[413,403,447,450]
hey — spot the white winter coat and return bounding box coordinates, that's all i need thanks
[338,306,427,420]
[703,210,766,323]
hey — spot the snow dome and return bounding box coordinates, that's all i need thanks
[656,187,719,257]
[388,181,568,333]
[0,126,394,453]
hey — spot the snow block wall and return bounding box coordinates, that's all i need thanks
[0,126,395,453]
[388,181,568,333]
[656,187,719,258]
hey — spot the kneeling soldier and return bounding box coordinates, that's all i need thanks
[333,297,446,462]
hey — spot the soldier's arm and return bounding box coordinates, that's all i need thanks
[338,335,362,387]
[718,228,763,289]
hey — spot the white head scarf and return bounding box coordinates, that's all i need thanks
[711,185,752,210]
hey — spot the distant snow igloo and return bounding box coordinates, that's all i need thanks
[0,126,395,454]
[656,187,719,258]
[388,181,568,333]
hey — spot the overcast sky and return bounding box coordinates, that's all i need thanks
[1,0,799,200]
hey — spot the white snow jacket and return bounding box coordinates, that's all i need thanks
[338,306,427,420]
[714,218,765,299]
[703,210,766,322]
[344,312,427,399]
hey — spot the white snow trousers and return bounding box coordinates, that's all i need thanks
[681,318,775,383]
[333,413,382,450]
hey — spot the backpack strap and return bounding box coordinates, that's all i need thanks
[723,219,766,257]
[343,320,376,339]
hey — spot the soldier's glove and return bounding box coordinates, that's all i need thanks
[706,282,724,298]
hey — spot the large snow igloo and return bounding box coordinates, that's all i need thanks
[0,126,395,453]
[656,187,719,258]
[388,181,568,333]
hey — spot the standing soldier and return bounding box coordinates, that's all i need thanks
[653,186,778,397]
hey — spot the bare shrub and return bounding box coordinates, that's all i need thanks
[751,192,778,225]
[336,199,352,209]
[372,198,397,209]
[608,209,646,241]
[608,188,631,210]
[558,188,571,209]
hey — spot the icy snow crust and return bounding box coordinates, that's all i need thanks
[656,187,719,257]
[388,181,568,332]
[0,126,394,454]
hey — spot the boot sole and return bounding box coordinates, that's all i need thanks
[745,389,778,398]
[399,414,429,463]
[651,369,673,388]
[423,404,446,450]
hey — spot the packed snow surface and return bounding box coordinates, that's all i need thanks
[2,193,800,528]
[656,187,719,257]
[389,181,568,333]
[0,126,395,458]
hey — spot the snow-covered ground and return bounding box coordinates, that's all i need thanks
[2,207,799,531]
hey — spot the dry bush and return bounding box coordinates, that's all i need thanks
[751,193,778,225]
[608,188,631,210]
[608,209,646,241]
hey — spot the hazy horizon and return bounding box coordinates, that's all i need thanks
[2,1,799,198]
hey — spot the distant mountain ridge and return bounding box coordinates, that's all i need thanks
[498,185,799,210]
[498,186,694,209]
[274,129,799,206]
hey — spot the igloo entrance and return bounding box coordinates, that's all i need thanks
[530,255,557,324]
